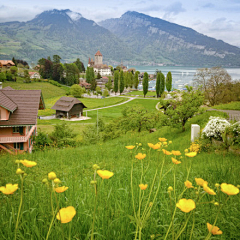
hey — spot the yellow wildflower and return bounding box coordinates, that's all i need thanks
[207,223,223,235]
[20,159,37,167]
[195,178,208,187]
[16,168,24,175]
[171,157,181,165]
[125,145,135,150]
[169,141,172,144]
[0,184,18,195]
[172,150,181,156]
[184,149,189,153]
[48,172,57,180]
[97,170,114,179]
[185,152,197,157]
[56,206,76,223]
[139,184,148,190]
[163,142,168,145]
[185,180,194,188]
[190,143,200,153]
[55,186,69,193]
[151,143,161,150]
[148,143,154,148]
[203,183,216,195]
[221,183,239,195]
[176,199,196,213]
[54,178,61,184]
[159,138,167,142]
[162,149,172,155]
[135,153,146,160]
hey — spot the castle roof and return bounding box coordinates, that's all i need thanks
[95,50,102,56]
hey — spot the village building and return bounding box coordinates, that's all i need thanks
[79,78,91,90]
[29,72,41,79]
[88,51,111,76]
[0,85,45,154]
[0,60,15,68]
[51,96,87,119]
[96,76,110,89]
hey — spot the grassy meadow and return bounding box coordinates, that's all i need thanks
[213,101,240,110]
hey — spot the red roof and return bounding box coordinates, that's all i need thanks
[95,50,102,56]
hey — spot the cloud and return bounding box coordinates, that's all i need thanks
[202,3,215,8]
[163,2,186,20]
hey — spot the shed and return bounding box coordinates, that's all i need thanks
[51,96,87,119]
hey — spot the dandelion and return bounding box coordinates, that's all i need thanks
[207,223,223,235]
[135,153,146,160]
[172,150,181,156]
[55,186,69,193]
[20,160,37,167]
[221,183,239,195]
[195,178,208,187]
[0,183,18,195]
[56,206,76,223]
[185,152,197,157]
[97,170,114,179]
[171,157,181,164]
[159,138,167,142]
[126,145,135,150]
[176,198,196,213]
[139,184,148,190]
[185,180,194,188]
[162,149,172,155]
[48,172,57,180]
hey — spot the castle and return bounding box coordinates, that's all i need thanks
[88,51,111,76]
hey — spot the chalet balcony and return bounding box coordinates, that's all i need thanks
[0,126,36,143]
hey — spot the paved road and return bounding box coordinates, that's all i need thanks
[207,109,240,121]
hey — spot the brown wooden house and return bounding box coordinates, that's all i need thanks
[0,60,15,68]
[51,96,87,119]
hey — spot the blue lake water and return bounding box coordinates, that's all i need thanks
[128,66,240,90]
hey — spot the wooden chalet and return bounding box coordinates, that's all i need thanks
[51,96,87,119]
[0,87,45,154]
[0,60,15,68]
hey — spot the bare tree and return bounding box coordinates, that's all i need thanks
[193,66,231,106]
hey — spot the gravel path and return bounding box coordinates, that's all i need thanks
[207,109,240,121]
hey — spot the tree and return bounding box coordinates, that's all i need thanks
[156,72,160,98]
[134,71,139,89]
[0,72,6,82]
[119,70,124,95]
[193,66,232,106]
[70,84,83,98]
[6,72,13,81]
[95,86,102,96]
[161,88,204,131]
[52,63,64,83]
[103,88,109,97]
[53,55,61,64]
[10,66,18,76]
[64,63,79,86]
[143,72,149,98]
[12,57,17,66]
[91,79,97,91]
[113,70,119,94]
[96,72,101,79]
[166,71,172,92]
[74,58,84,72]
[105,76,112,91]
[159,72,165,97]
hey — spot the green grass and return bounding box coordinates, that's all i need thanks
[213,101,240,110]
[0,118,239,239]
[125,90,157,97]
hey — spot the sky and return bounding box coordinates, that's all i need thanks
[1,0,240,47]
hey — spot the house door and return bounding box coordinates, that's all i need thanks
[14,142,24,150]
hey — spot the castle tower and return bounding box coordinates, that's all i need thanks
[95,50,103,65]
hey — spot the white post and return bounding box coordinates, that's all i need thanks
[191,124,200,142]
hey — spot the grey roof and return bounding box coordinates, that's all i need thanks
[51,96,87,112]
[0,91,18,112]
[0,88,43,126]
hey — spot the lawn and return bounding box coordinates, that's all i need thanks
[0,115,239,239]
[213,101,240,110]
[125,90,158,97]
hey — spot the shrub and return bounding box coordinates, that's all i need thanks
[49,80,62,87]
[32,131,52,151]
[70,84,84,98]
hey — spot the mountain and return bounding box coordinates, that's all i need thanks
[0,9,240,66]
[99,11,240,66]
[0,9,134,64]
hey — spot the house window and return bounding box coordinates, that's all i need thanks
[13,127,20,133]
[14,142,24,150]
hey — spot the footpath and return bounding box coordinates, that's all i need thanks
[207,109,240,121]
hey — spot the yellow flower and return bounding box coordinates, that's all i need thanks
[97,170,114,179]
[139,184,148,190]
[152,143,161,150]
[185,180,194,188]
[163,142,168,145]
[20,160,37,167]
[185,152,197,157]
[125,145,135,150]
[162,149,172,155]
[203,183,216,195]
[135,153,146,160]
[54,178,61,184]
[184,149,189,153]
[55,186,69,193]
[168,186,173,192]
[176,199,196,213]
[148,143,154,148]
[0,184,18,195]
[221,183,239,195]
[16,168,24,175]
[169,141,172,144]
[172,150,181,156]
[190,143,200,153]
[56,206,76,223]
[159,138,167,142]
[48,172,57,180]
[207,223,223,235]
[195,178,208,187]
[171,157,181,164]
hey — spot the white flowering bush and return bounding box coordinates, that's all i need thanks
[202,116,231,140]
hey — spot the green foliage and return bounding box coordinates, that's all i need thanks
[214,101,240,110]
[96,72,101,79]
[113,70,119,94]
[6,72,13,81]
[48,80,62,87]
[103,88,109,97]
[166,71,172,92]
[70,84,83,98]
[105,76,112,91]
[134,71,139,89]
[119,70,124,94]
[159,72,165,97]
[52,55,61,64]
[32,131,52,151]
[10,66,18,76]
[156,72,160,97]
[142,72,149,97]
[0,72,6,82]
[95,86,102,96]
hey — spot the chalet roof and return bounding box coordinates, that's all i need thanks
[0,88,44,126]
[51,96,87,112]
[0,91,18,112]
[0,60,15,66]
[95,50,102,56]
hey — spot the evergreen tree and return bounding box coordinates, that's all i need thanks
[119,70,124,95]
[113,70,119,94]
[134,71,139,89]
[159,72,165,97]
[166,71,172,92]
[129,72,133,88]
[53,55,61,64]
[74,58,83,72]
[143,72,149,98]
[156,72,160,98]
[12,57,17,66]
[105,76,112,91]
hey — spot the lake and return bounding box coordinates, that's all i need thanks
[128,66,240,90]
